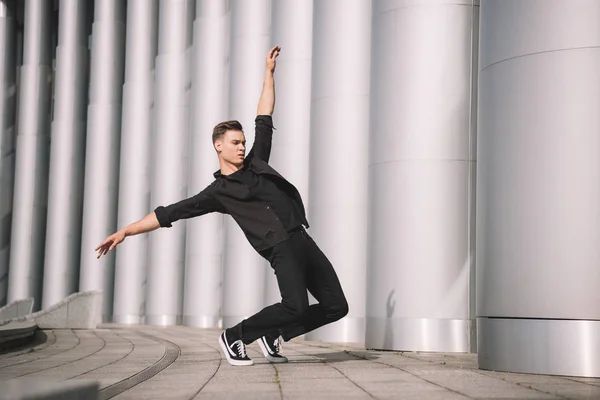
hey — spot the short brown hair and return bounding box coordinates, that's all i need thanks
[212,120,243,144]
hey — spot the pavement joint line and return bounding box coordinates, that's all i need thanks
[0,330,57,360]
[397,351,571,400]
[0,329,80,370]
[288,346,377,399]
[245,346,284,400]
[97,328,181,400]
[563,377,600,388]
[64,330,135,382]
[186,339,223,400]
[6,330,106,380]
[299,342,476,400]
[470,369,572,399]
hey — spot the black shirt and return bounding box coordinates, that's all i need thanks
[154,115,309,252]
[230,167,304,233]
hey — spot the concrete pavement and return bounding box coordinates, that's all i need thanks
[1,324,599,399]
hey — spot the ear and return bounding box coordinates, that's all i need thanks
[214,140,222,153]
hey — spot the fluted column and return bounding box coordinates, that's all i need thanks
[221,0,271,328]
[305,0,371,344]
[146,0,194,326]
[366,0,478,352]
[0,0,17,306]
[477,0,600,377]
[183,0,230,328]
[7,0,52,309]
[79,0,126,321]
[263,0,314,306]
[113,0,158,325]
[42,0,89,308]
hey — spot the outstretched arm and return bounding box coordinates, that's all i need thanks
[95,212,160,259]
[257,46,280,116]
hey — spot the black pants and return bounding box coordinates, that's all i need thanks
[230,227,349,344]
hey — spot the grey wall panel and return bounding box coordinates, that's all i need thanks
[221,0,271,328]
[306,0,371,344]
[42,0,89,308]
[0,0,17,307]
[477,0,600,376]
[264,0,313,306]
[112,0,158,325]
[79,0,126,322]
[7,0,52,309]
[477,0,600,320]
[146,0,194,326]
[366,0,476,351]
[183,0,230,328]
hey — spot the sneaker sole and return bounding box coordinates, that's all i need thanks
[258,337,288,363]
[218,334,254,366]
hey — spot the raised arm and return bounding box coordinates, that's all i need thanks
[257,46,280,116]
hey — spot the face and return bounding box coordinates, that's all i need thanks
[215,129,246,166]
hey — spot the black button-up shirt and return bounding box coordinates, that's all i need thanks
[154,115,309,252]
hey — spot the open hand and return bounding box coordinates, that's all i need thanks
[95,231,125,259]
[266,45,281,73]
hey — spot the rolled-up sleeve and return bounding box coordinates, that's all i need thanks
[154,185,221,228]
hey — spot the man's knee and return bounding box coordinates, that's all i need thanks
[326,298,349,322]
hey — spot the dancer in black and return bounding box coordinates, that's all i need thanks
[97,46,348,366]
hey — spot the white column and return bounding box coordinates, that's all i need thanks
[79,0,126,321]
[305,0,371,344]
[366,0,477,353]
[146,0,194,326]
[262,0,314,306]
[7,0,52,308]
[0,0,17,306]
[42,0,89,308]
[113,0,158,325]
[477,0,600,377]
[183,0,230,328]
[221,0,272,328]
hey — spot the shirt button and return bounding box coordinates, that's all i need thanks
[266,205,271,209]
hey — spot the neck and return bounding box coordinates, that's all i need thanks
[219,159,243,176]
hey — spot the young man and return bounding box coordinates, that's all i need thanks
[96,46,348,366]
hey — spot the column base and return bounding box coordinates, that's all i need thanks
[477,317,600,377]
[305,317,365,345]
[183,315,222,329]
[365,317,473,352]
[145,315,181,326]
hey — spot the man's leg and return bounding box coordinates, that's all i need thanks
[228,233,310,345]
[278,230,348,341]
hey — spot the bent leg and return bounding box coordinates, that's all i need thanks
[230,236,310,344]
[279,232,348,341]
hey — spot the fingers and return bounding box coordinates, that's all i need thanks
[269,45,281,59]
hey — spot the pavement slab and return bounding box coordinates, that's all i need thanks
[0,324,598,399]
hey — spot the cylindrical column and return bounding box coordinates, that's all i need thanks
[221,0,271,328]
[146,0,194,326]
[42,0,89,308]
[477,0,600,377]
[0,0,17,307]
[79,0,126,321]
[366,0,478,352]
[113,0,158,325]
[305,0,371,344]
[183,0,230,328]
[263,0,313,306]
[7,0,52,309]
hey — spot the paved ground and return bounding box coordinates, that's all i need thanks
[0,324,599,399]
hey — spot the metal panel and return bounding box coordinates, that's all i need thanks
[183,0,230,328]
[112,0,158,325]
